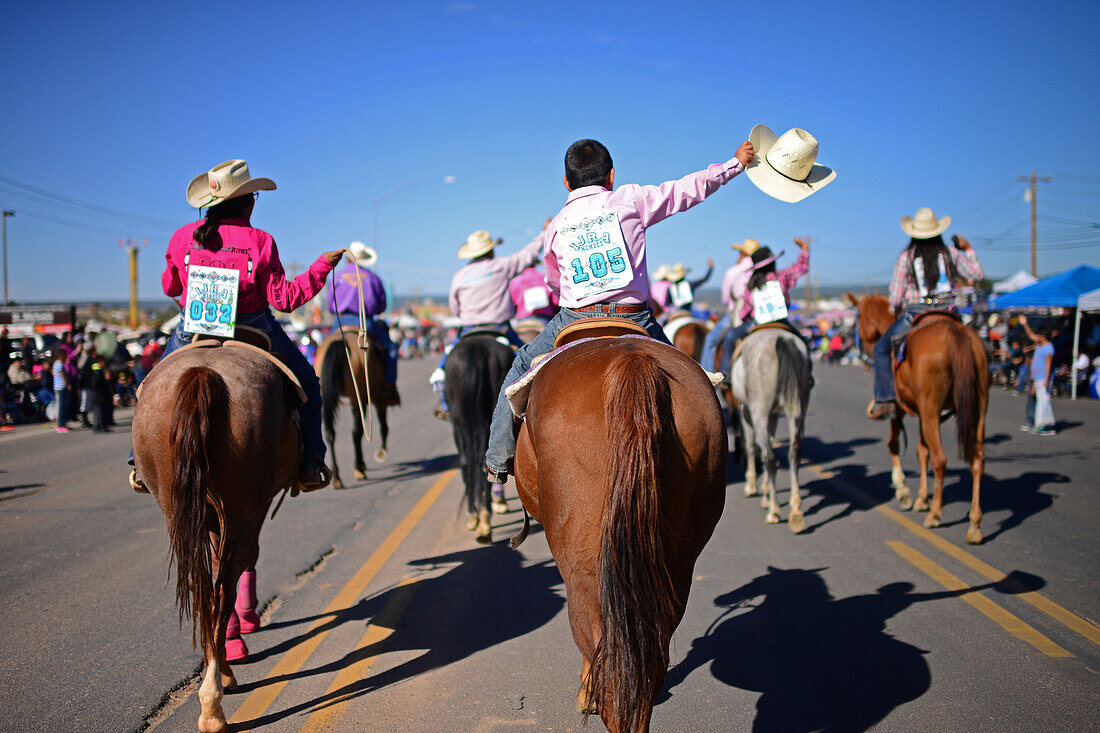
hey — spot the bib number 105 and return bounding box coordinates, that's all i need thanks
[570,247,627,284]
[189,300,234,324]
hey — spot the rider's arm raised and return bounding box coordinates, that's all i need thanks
[260,235,338,313]
[632,156,746,228]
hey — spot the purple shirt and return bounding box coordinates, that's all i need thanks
[740,250,809,322]
[721,258,754,313]
[543,157,744,309]
[449,232,545,325]
[328,262,386,316]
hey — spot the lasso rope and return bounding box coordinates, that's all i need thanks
[331,248,374,443]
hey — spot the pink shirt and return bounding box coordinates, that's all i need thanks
[449,232,545,325]
[509,267,559,319]
[740,250,809,322]
[543,157,744,309]
[720,258,754,313]
[162,218,334,313]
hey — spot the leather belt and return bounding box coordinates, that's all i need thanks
[571,302,646,314]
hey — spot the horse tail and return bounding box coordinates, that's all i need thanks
[320,337,349,433]
[950,325,981,464]
[591,349,678,731]
[775,335,805,416]
[166,366,229,651]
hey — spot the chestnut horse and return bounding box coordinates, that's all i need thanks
[133,345,300,732]
[316,328,398,488]
[848,293,989,543]
[513,337,727,732]
[668,318,708,363]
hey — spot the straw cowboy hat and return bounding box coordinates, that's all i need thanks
[346,241,378,268]
[186,159,276,209]
[652,264,672,281]
[732,238,761,256]
[745,125,836,204]
[457,230,503,259]
[669,263,690,282]
[900,207,951,239]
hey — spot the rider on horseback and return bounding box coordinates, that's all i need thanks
[717,238,810,349]
[484,137,756,484]
[650,259,714,319]
[327,241,399,403]
[867,208,984,420]
[700,238,758,373]
[430,228,546,419]
[148,160,343,489]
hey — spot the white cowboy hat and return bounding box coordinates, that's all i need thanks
[186,159,276,209]
[900,207,951,239]
[669,262,690,282]
[652,264,672,281]
[457,230,502,259]
[346,241,378,268]
[745,125,836,204]
[732,238,761,255]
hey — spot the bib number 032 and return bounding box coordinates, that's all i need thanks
[183,264,241,338]
[570,247,627,284]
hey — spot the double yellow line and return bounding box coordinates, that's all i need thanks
[807,463,1100,658]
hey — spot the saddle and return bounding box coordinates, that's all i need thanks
[731,321,801,365]
[663,315,711,344]
[553,317,649,348]
[893,309,960,365]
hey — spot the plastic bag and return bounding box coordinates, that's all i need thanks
[1034,385,1055,428]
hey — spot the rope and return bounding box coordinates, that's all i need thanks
[330,248,374,443]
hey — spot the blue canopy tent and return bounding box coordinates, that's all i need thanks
[988,265,1100,310]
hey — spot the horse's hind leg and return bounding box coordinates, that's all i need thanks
[786,411,805,533]
[914,425,931,512]
[889,417,912,509]
[352,406,367,481]
[918,412,947,528]
[374,404,389,463]
[741,409,758,497]
[967,411,986,545]
[760,411,780,523]
[324,406,343,489]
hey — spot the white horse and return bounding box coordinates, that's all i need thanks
[730,327,813,532]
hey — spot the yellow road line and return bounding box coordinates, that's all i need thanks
[229,468,458,728]
[298,577,422,733]
[807,463,1100,651]
[888,541,1072,657]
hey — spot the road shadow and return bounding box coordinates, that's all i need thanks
[233,544,564,728]
[661,566,999,731]
[335,454,459,489]
[934,469,1068,543]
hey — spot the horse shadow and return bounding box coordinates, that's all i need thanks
[935,469,1068,543]
[343,454,459,487]
[660,566,999,732]
[233,544,564,728]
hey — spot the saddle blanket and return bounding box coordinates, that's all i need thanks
[504,335,722,418]
[663,316,711,344]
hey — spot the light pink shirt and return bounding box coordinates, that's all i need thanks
[720,258,754,313]
[449,232,545,325]
[544,157,745,309]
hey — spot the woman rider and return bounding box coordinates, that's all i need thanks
[144,159,343,488]
[721,237,810,346]
[868,207,984,420]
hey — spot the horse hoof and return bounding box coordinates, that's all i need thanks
[914,498,929,512]
[743,484,757,497]
[760,495,770,510]
[374,448,388,463]
[788,512,805,533]
[491,497,508,514]
[765,512,780,524]
[465,513,478,531]
[236,608,260,634]
[924,514,941,529]
[966,526,983,545]
[476,510,492,543]
[225,635,249,663]
[197,712,228,733]
[333,477,344,490]
[354,469,366,481]
[897,491,913,510]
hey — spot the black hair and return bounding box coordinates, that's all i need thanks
[746,246,777,292]
[565,139,613,189]
[193,194,253,248]
[905,234,957,292]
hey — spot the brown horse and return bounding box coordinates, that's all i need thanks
[513,337,727,732]
[667,315,709,363]
[133,345,300,732]
[316,328,398,488]
[848,293,989,543]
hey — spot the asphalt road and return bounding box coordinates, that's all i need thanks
[1,355,1096,732]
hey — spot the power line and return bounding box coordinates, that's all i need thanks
[0,174,177,228]
[0,205,163,238]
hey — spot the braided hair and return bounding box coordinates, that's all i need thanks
[193,194,254,249]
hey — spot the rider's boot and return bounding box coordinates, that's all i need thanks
[293,456,331,493]
[867,400,898,421]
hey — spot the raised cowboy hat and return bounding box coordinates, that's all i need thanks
[652,264,672,281]
[457,230,503,260]
[185,159,276,209]
[346,241,378,268]
[732,238,761,255]
[669,263,690,282]
[900,207,951,239]
[746,125,836,204]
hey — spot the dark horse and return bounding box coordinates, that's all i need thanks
[513,337,727,732]
[316,328,398,488]
[849,293,989,543]
[133,343,300,732]
[445,333,514,542]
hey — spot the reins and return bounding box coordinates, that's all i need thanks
[331,248,374,443]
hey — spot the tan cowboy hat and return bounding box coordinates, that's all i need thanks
[652,263,672,281]
[900,207,951,239]
[457,230,502,259]
[732,238,761,255]
[346,241,378,268]
[746,125,836,204]
[185,159,276,209]
[669,262,690,282]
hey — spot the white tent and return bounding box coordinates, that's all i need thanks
[1071,287,1100,399]
[993,270,1038,294]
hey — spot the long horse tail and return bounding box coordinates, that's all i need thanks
[591,349,678,731]
[167,365,229,651]
[950,325,982,464]
[320,336,349,433]
[775,334,805,416]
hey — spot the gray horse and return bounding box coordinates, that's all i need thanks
[729,328,813,532]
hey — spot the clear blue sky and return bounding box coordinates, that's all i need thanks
[2,0,1098,303]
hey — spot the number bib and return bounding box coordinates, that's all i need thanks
[183,264,240,337]
[669,280,694,308]
[557,209,633,300]
[522,286,550,313]
[752,280,788,323]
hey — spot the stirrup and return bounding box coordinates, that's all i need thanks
[866,400,897,421]
[292,459,331,494]
[129,469,148,494]
[486,465,509,485]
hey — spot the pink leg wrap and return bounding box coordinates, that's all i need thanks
[235,570,261,634]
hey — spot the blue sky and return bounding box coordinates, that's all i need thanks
[1,0,1098,303]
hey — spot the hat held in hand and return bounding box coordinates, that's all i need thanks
[745,125,835,203]
[186,159,276,209]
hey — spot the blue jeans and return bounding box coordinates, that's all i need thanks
[872,305,927,403]
[485,306,670,475]
[701,313,732,372]
[330,315,398,385]
[1015,361,1030,393]
[438,323,524,412]
[162,310,325,460]
[54,389,70,427]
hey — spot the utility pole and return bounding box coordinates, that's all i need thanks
[2,210,14,304]
[1018,172,1051,277]
[120,238,146,328]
